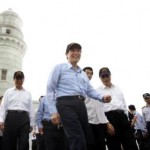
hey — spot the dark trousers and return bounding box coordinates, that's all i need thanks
[36,133,46,150]
[2,111,30,150]
[56,96,88,150]
[105,110,138,150]
[42,120,65,150]
[87,123,106,150]
[135,129,149,150]
[146,122,150,138]
[32,139,37,150]
[139,122,150,149]
[0,136,2,150]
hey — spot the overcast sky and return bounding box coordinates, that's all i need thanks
[1,0,150,112]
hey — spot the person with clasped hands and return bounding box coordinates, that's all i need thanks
[0,71,34,150]
[128,105,147,150]
[46,42,111,150]
[97,67,138,150]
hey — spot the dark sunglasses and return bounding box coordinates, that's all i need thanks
[143,93,150,99]
[100,73,110,78]
[144,97,150,100]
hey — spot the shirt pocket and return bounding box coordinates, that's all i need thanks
[60,73,75,84]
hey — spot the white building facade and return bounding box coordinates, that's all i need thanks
[0,9,26,96]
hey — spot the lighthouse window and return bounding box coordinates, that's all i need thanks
[1,69,7,80]
[6,29,11,34]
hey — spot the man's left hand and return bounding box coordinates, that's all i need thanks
[51,113,60,125]
[103,95,111,103]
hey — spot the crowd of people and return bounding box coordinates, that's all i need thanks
[0,42,150,150]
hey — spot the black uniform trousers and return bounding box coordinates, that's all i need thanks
[87,123,106,150]
[56,96,88,150]
[105,110,138,150]
[36,133,46,150]
[0,136,2,150]
[42,120,65,150]
[2,110,30,150]
[140,122,150,149]
[146,121,150,136]
[31,139,37,150]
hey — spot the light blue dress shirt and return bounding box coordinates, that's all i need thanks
[46,62,103,114]
[36,96,55,128]
[134,111,147,133]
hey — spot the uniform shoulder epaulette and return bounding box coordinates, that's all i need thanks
[142,106,146,109]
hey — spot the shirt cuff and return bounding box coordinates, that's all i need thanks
[0,118,4,123]
[37,123,43,129]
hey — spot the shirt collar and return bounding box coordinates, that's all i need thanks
[66,62,82,73]
[101,83,115,89]
[13,87,25,91]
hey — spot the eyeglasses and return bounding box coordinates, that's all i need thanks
[100,73,110,78]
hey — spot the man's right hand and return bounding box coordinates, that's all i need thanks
[106,122,115,135]
[0,122,4,131]
[38,128,44,135]
[50,113,60,125]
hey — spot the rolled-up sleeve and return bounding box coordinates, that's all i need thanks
[0,90,9,122]
[87,82,103,102]
[46,65,61,114]
[29,93,34,126]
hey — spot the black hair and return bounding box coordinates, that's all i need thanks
[99,67,111,77]
[13,71,24,79]
[128,105,136,111]
[66,43,82,53]
[83,67,93,75]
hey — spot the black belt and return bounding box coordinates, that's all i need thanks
[7,110,28,115]
[106,109,124,114]
[42,119,51,123]
[42,120,63,129]
[57,95,85,101]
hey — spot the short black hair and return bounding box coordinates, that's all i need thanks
[39,95,44,101]
[143,93,150,99]
[99,67,111,77]
[66,43,82,53]
[83,67,93,73]
[128,105,136,111]
[13,71,24,79]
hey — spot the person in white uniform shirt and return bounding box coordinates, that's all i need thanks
[0,96,3,150]
[97,67,138,150]
[0,71,34,150]
[83,67,108,150]
[141,93,150,149]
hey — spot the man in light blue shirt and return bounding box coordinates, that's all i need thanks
[36,96,65,150]
[46,42,111,150]
[128,105,147,150]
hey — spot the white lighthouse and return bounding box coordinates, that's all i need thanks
[0,9,26,96]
